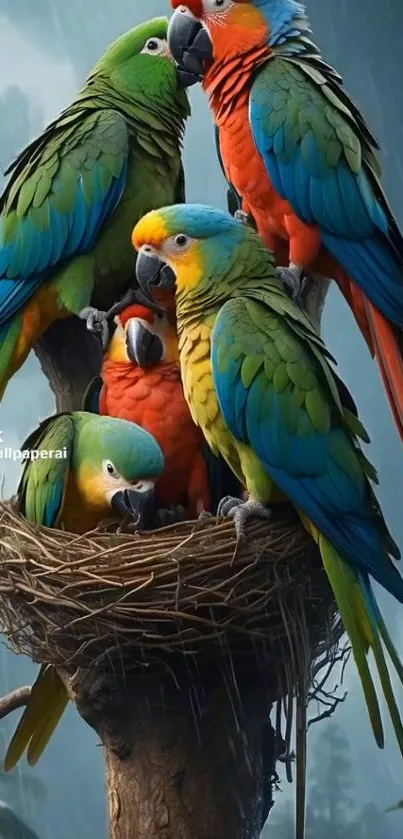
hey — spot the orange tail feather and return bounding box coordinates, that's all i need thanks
[365,301,403,441]
[333,268,374,352]
[335,267,403,441]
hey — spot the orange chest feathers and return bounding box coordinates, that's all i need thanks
[100,360,206,508]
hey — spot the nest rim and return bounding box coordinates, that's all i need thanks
[0,502,342,701]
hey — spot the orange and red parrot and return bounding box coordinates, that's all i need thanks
[168,0,403,442]
[85,300,241,517]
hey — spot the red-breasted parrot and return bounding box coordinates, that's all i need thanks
[0,16,198,401]
[132,202,403,776]
[83,299,242,517]
[4,410,164,770]
[167,0,403,444]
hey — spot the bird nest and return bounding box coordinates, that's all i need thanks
[0,502,342,700]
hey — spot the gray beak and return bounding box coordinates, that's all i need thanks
[168,8,213,87]
[110,486,155,529]
[135,251,176,311]
[125,319,164,368]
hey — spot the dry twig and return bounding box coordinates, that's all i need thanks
[0,686,31,720]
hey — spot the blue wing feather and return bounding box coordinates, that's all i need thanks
[211,299,403,602]
[43,483,65,528]
[0,276,45,322]
[249,64,403,325]
[0,110,128,325]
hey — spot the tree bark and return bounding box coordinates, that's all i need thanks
[34,316,102,412]
[300,276,331,336]
[65,664,275,839]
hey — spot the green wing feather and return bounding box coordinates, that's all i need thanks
[0,107,129,282]
[250,54,384,223]
[17,414,75,528]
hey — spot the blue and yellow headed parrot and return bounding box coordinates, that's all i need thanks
[0,16,197,402]
[4,410,163,770]
[132,203,403,772]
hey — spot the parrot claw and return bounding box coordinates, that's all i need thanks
[152,505,187,528]
[217,495,244,518]
[79,306,110,349]
[217,496,272,539]
[197,510,214,523]
[275,265,308,303]
[234,210,253,227]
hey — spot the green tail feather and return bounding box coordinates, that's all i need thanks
[319,535,403,755]
[360,585,403,755]
[26,683,69,766]
[4,665,68,770]
[374,602,403,685]
[0,316,22,398]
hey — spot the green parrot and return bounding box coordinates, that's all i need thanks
[4,410,164,770]
[133,202,403,829]
[0,16,197,401]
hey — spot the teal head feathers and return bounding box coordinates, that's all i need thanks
[18,412,164,533]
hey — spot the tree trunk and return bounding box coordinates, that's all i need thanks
[66,664,275,839]
[34,316,102,412]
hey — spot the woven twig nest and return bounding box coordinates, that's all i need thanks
[0,502,342,700]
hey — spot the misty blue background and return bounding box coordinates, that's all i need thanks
[0,0,402,836]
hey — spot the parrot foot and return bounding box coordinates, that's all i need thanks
[197,510,214,523]
[79,306,110,349]
[275,265,308,303]
[217,496,272,540]
[234,210,253,227]
[152,505,187,528]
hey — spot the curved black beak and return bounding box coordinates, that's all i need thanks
[135,251,176,310]
[125,319,164,368]
[168,8,213,87]
[110,485,155,529]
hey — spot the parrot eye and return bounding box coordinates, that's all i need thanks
[142,38,166,56]
[203,0,232,11]
[173,234,190,248]
[102,459,120,479]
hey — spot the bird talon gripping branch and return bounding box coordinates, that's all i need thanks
[217,495,244,519]
[234,210,253,228]
[218,496,272,539]
[275,265,305,303]
[152,505,187,528]
[79,307,110,348]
